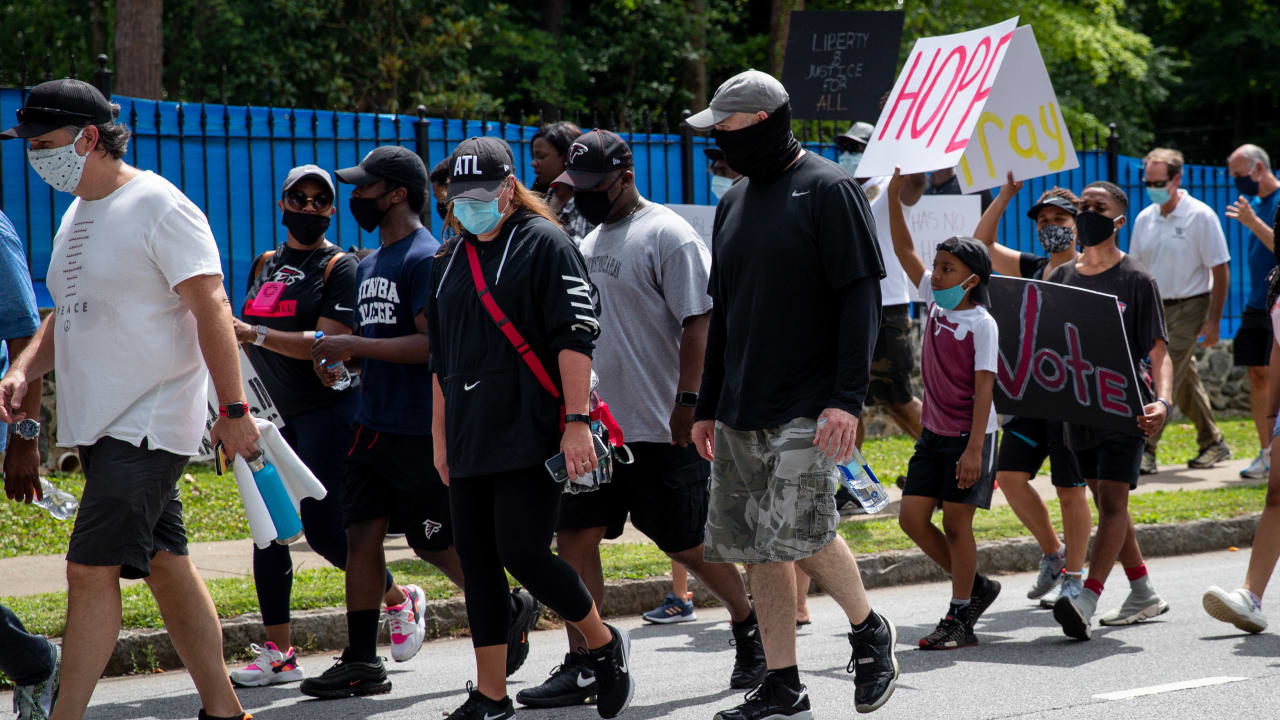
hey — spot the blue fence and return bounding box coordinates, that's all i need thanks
[0,87,1265,336]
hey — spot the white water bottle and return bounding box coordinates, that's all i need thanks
[314,331,352,391]
[33,477,79,520]
[838,446,890,514]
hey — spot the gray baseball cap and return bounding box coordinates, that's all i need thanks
[836,122,875,149]
[281,164,335,195]
[685,69,789,130]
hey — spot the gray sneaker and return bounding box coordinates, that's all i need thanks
[13,642,60,720]
[1041,573,1083,609]
[1099,575,1170,626]
[1027,551,1066,599]
[1140,451,1158,475]
[1054,587,1098,640]
[1188,440,1231,469]
[1241,449,1270,479]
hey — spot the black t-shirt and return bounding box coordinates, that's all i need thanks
[1019,251,1050,280]
[242,243,358,418]
[925,174,995,213]
[1047,255,1168,403]
[696,152,885,430]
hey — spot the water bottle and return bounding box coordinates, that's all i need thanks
[33,477,79,520]
[247,452,303,544]
[838,446,890,514]
[314,330,351,391]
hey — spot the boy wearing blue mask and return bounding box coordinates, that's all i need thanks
[887,168,1002,651]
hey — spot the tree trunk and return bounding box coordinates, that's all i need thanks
[768,0,804,77]
[114,0,164,99]
[682,0,708,114]
[539,0,566,122]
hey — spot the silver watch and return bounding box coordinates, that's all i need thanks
[13,418,39,440]
[254,325,268,346]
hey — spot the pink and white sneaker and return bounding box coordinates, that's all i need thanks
[387,584,427,662]
[229,641,304,687]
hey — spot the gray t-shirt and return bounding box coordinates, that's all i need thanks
[579,201,713,443]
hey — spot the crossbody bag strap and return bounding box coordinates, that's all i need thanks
[463,241,561,400]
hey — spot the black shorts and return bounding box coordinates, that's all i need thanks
[1069,425,1146,489]
[1234,308,1273,367]
[342,425,453,552]
[865,304,916,407]
[903,428,998,508]
[67,436,190,580]
[556,442,710,554]
[996,416,1085,488]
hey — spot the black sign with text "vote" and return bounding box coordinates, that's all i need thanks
[780,10,905,121]
[987,277,1146,436]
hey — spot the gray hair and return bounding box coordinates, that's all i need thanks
[69,102,130,160]
[1236,143,1271,171]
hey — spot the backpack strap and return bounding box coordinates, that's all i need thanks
[463,241,561,400]
[322,251,346,284]
[249,250,276,284]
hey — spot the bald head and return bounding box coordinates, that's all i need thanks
[1230,144,1271,171]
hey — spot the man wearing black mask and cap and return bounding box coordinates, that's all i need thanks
[685,69,899,719]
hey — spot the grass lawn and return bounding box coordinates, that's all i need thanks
[0,415,1267,638]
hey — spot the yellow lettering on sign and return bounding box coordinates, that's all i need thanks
[975,111,1004,180]
[1040,103,1067,171]
[1009,114,1045,161]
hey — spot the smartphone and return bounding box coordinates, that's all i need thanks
[545,434,610,485]
[249,281,286,314]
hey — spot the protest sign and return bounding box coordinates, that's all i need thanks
[956,26,1077,192]
[780,10,905,120]
[904,195,982,302]
[667,203,717,245]
[196,349,285,461]
[987,277,1144,435]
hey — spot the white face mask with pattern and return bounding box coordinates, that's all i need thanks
[28,128,89,193]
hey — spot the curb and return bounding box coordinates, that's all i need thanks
[104,512,1262,676]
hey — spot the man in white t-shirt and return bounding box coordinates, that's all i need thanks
[1129,147,1231,473]
[0,79,258,720]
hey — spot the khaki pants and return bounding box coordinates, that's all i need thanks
[1147,294,1223,455]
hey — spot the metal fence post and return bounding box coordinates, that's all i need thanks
[414,105,431,225]
[680,109,694,204]
[93,54,113,98]
[1106,122,1118,184]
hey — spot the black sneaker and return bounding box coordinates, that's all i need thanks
[917,612,977,650]
[506,587,541,677]
[848,612,899,713]
[1188,440,1231,469]
[969,575,1001,625]
[587,623,634,719]
[729,621,767,689]
[298,656,390,699]
[515,652,596,708]
[714,673,811,720]
[447,683,516,720]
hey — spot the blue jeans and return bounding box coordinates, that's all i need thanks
[0,603,55,686]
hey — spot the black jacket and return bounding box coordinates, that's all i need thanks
[427,210,600,478]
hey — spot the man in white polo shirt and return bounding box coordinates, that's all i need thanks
[1129,147,1231,473]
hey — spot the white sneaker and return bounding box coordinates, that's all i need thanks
[387,583,428,662]
[13,642,59,719]
[229,641,304,687]
[1203,586,1268,633]
[1099,575,1170,626]
[1241,449,1271,479]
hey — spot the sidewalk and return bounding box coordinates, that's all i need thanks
[0,457,1263,598]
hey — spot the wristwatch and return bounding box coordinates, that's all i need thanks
[254,325,268,346]
[676,391,699,408]
[13,418,39,440]
[220,401,249,419]
[564,413,591,425]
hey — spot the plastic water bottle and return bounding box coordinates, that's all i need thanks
[313,330,351,391]
[838,446,890,514]
[33,477,79,520]
[247,452,303,544]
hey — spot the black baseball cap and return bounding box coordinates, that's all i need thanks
[1026,194,1078,220]
[1,79,116,140]
[444,136,514,202]
[935,237,992,306]
[335,145,428,195]
[553,129,633,189]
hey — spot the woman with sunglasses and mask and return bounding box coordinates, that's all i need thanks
[227,165,415,687]
[531,121,594,242]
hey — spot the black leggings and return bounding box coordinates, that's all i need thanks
[253,395,394,627]
[450,465,594,647]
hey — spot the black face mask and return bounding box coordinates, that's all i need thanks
[349,190,392,232]
[1075,210,1117,247]
[281,210,330,246]
[574,173,624,226]
[711,102,802,183]
[436,201,449,221]
[1236,173,1261,197]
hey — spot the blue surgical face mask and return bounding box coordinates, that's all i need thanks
[1146,186,1170,206]
[838,151,862,178]
[710,174,734,202]
[454,196,505,235]
[933,274,975,311]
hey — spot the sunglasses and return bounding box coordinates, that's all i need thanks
[285,189,333,211]
[1142,179,1170,188]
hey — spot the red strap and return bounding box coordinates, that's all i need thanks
[592,400,625,446]
[464,242,561,400]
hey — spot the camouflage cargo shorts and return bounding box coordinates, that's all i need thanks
[703,417,839,563]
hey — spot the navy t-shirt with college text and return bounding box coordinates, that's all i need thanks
[354,227,440,435]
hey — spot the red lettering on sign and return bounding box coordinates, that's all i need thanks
[929,35,990,147]
[1063,323,1094,406]
[1032,348,1067,391]
[1096,368,1130,416]
[881,49,940,141]
[996,283,1040,399]
[945,30,1014,153]
[911,46,966,141]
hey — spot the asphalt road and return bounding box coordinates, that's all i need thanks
[11,548,1280,719]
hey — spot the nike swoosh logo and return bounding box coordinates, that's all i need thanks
[576,673,594,687]
[792,190,810,197]
[793,690,808,707]
[484,714,507,720]
[619,655,628,674]
[464,381,481,391]
[334,304,352,311]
